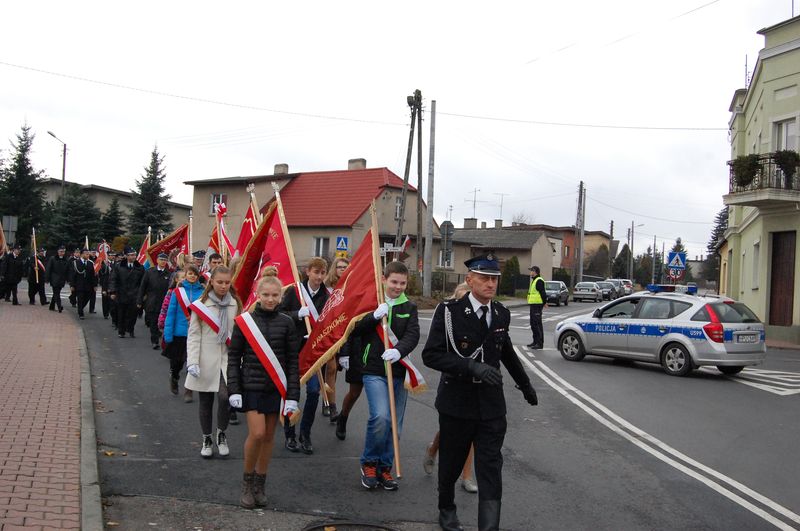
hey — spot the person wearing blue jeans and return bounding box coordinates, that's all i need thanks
[350,261,419,491]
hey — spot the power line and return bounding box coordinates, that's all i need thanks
[587,196,712,225]
[439,111,725,131]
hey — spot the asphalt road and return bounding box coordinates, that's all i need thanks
[82,296,800,530]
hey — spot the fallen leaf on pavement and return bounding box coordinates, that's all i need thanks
[103,451,115,457]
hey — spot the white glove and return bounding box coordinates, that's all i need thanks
[339,357,350,370]
[373,303,389,320]
[229,394,242,408]
[284,400,299,414]
[381,349,401,364]
[187,364,200,378]
[297,306,311,319]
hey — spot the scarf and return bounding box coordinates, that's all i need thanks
[206,290,232,344]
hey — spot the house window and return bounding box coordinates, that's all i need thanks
[210,193,228,215]
[775,119,797,150]
[313,237,330,257]
[439,249,452,268]
[564,245,570,257]
[752,242,760,290]
[394,197,403,220]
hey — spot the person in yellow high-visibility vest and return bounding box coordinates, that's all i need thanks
[526,265,547,349]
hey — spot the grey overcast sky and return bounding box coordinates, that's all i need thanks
[1,1,795,260]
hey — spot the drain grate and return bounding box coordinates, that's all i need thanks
[303,520,400,531]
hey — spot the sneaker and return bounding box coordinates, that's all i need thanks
[461,477,478,493]
[335,414,347,441]
[378,467,399,491]
[183,389,193,403]
[285,437,299,452]
[298,433,314,454]
[423,443,436,475]
[328,404,339,424]
[170,376,178,395]
[216,429,229,457]
[229,410,240,425]
[200,435,213,458]
[360,463,378,489]
[321,404,331,417]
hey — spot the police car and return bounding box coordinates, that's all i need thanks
[553,285,766,376]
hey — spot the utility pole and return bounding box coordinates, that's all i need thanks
[629,221,635,280]
[423,100,436,297]
[415,90,424,275]
[627,227,632,280]
[575,181,585,286]
[609,220,614,278]
[395,93,418,250]
[651,234,657,284]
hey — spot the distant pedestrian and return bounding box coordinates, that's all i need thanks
[526,265,547,349]
[163,266,203,401]
[71,248,96,319]
[0,244,23,305]
[26,247,48,306]
[97,253,113,320]
[185,266,242,459]
[67,248,80,307]
[109,247,145,338]
[227,267,300,508]
[46,245,69,312]
[138,252,172,349]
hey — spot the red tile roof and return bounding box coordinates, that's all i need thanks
[278,167,416,227]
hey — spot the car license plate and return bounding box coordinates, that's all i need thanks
[736,334,758,343]
[580,289,587,292]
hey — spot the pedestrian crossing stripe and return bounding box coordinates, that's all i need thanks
[699,367,800,396]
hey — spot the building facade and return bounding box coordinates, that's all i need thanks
[722,15,800,342]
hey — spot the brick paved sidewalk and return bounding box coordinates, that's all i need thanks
[0,304,81,530]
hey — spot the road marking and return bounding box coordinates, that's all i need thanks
[514,346,800,530]
[698,367,800,397]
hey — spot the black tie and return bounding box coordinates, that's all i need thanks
[479,305,489,336]
[128,264,132,269]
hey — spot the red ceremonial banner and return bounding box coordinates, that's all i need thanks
[137,234,150,266]
[94,241,109,274]
[146,224,189,265]
[299,228,379,381]
[234,202,259,259]
[232,202,295,309]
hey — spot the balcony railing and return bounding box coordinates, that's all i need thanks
[728,153,799,194]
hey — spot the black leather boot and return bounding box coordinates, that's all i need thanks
[478,499,501,531]
[438,506,464,531]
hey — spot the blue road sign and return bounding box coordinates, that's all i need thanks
[336,236,349,251]
[667,252,686,270]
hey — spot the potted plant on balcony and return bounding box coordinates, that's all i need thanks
[731,154,761,187]
[774,149,799,189]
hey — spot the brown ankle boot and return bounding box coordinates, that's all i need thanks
[253,473,267,507]
[240,472,255,509]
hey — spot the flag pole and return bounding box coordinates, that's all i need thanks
[371,201,402,478]
[271,183,332,405]
[247,184,262,224]
[188,210,193,255]
[32,227,39,284]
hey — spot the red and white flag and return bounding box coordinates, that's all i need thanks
[401,235,411,252]
[232,202,295,309]
[146,224,190,266]
[299,227,380,381]
[376,323,427,393]
[214,203,235,258]
[137,233,151,267]
[189,299,231,346]
[94,241,109,274]
[234,202,260,259]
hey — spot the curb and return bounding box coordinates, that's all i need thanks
[78,327,104,531]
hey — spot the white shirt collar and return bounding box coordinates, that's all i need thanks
[468,293,491,313]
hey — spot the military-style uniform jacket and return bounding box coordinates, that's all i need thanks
[137,266,171,314]
[109,261,145,303]
[45,255,70,288]
[70,258,97,292]
[0,253,24,285]
[422,293,532,420]
[25,256,46,285]
[96,261,111,291]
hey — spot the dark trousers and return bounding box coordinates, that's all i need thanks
[89,290,96,313]
[529,304,544,346]
[50,285,64,310]
[28,280,47,305]
[5,282,19,304]
[117,302,137,334]
[109,298,118,326]
[101,293,111,318]
[198,373,230,434]
[69,288,76,307]
[77,290,92,317]
[168,337,188,379]
[438,413,506,510]
[285,374,320,438]
[146,310,160,344]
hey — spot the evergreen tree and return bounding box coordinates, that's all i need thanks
[670,237,687,254]
[500,256,520,296]
[43,184,102,250]
[611,244,630,278]
[101,196,125,241]
[128,147,173,236]
[703,207,728,282]
[585,244,610,278]
[0,125,46,247]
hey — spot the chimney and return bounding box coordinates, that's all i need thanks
[464,217,478,229]
[481,221,487,229]
[274,163,289,175]
[495,219,503,228]
[348,158,367,170]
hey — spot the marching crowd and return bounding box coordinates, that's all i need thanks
[1,243,538,531]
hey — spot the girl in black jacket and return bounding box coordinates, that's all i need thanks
[227,267,300,509]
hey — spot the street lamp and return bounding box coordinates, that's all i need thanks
[47,131,67,199]
[629,222,644,280]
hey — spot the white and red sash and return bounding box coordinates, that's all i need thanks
[375,322,427,392]
[189,299,232,346]
[202,270,211,281]
[298,283,320,324]
[36,258,46,272]
[235,312,292,415]
[176,286,192,319]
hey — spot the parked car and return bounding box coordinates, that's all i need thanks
[596,281,616,300]
[554,288,766,376]
[621,279,633,295]
[545,281,569,306]
[573,282,602,302]
[605,279,625,298]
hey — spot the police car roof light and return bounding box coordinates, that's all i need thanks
[646,284,698,295]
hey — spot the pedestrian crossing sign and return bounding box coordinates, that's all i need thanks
[336,236,348,251]
[667,252,686,270]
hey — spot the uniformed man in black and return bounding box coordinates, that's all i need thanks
[422,251,538,531]
[97,252,113,320]
[109,247,145,338]
[72,248,97,320]
[46,245,70,312]
[67,248,80,307]
[137,252,171,349]
[26,247,49,305]
[0,244,24,305]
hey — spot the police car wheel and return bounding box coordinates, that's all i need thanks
[661,343,693,376]
[559,332,585,362]
[717,365,744,375]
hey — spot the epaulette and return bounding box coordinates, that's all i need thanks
[492,299,507,310]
